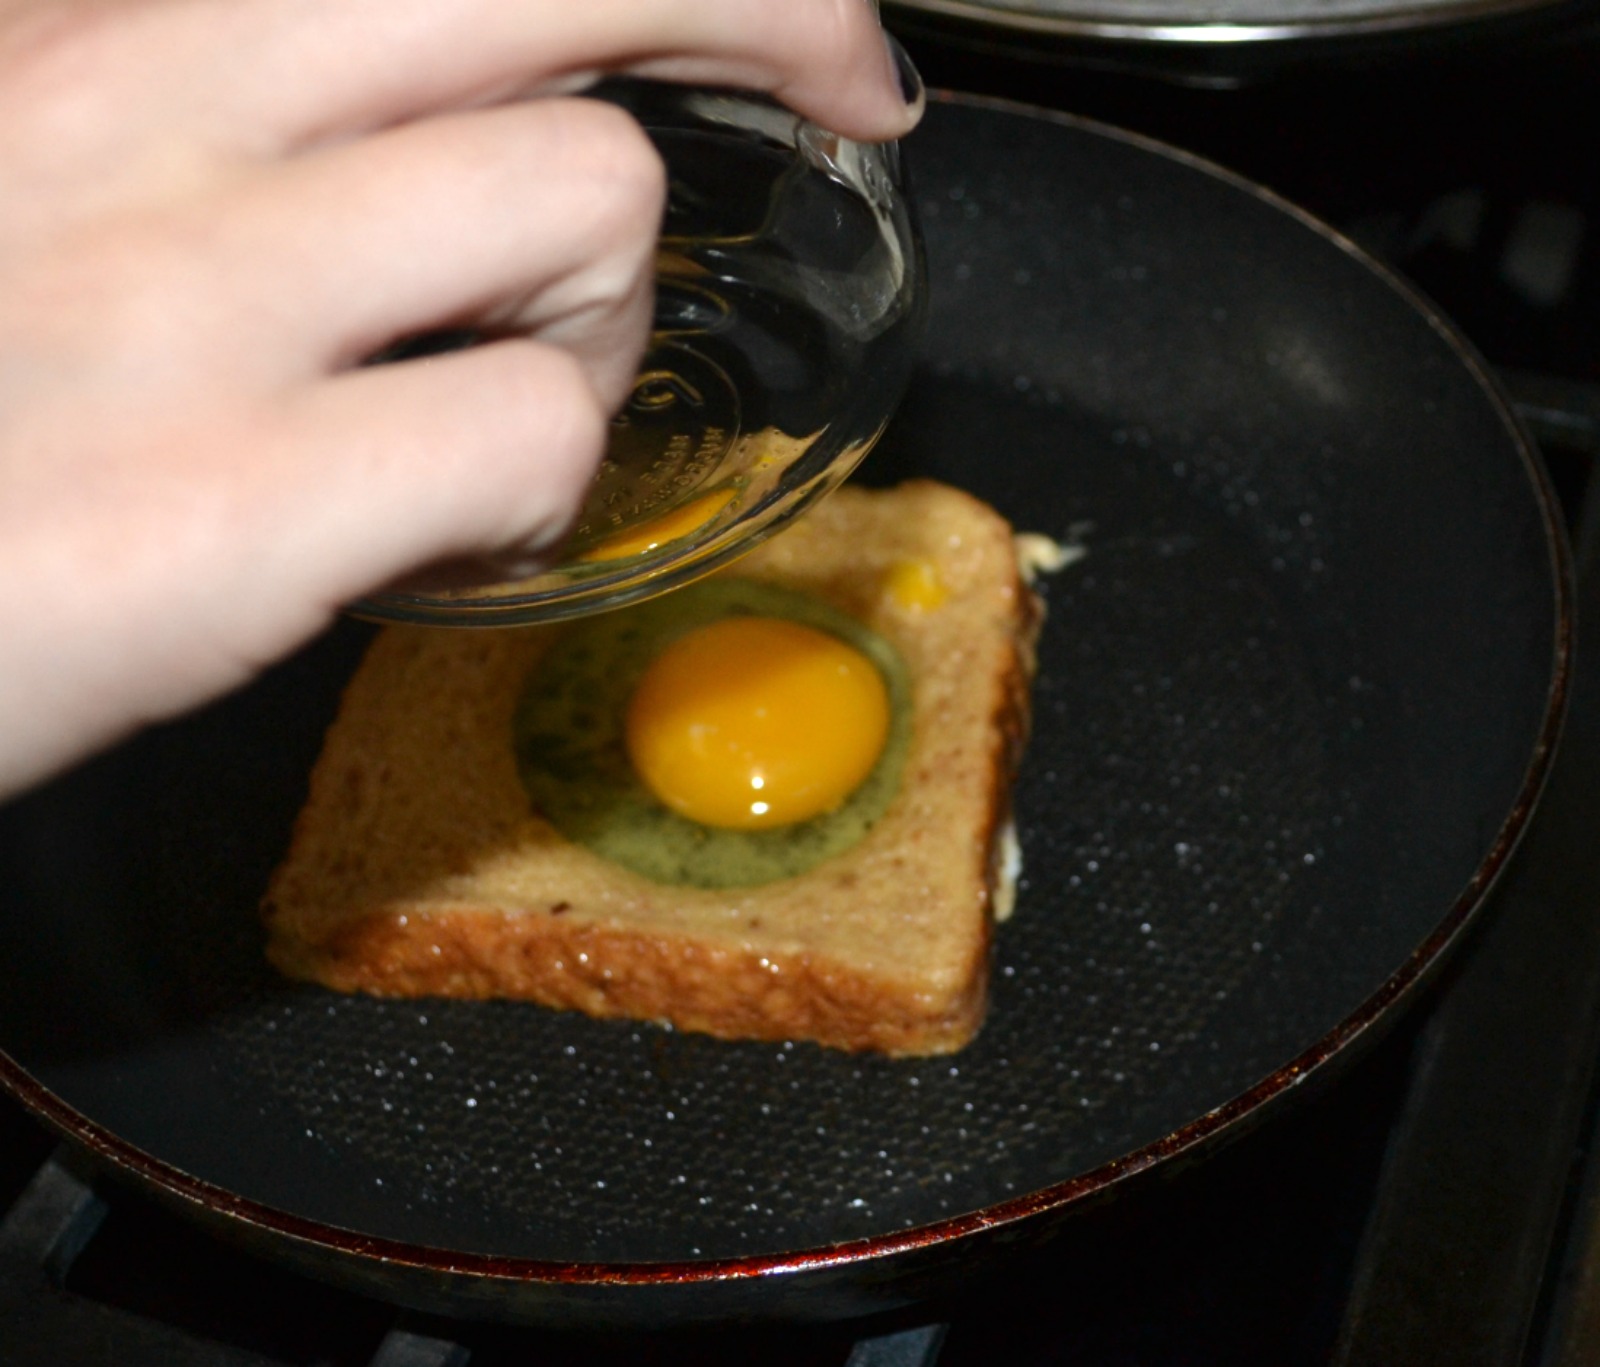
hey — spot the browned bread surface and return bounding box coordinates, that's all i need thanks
[262,480,1040,1055]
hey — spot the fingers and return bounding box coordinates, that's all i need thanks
[239,0,917,147]
[0,0,918,174]
[214,97,665,409]
[0,336,608,799]
[0,0,924,803]
[0,336,607,794]
[246,338,612,616]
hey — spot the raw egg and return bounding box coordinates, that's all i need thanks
[513,578,911,888]
[624,616,891,830]
[577,488,736,563]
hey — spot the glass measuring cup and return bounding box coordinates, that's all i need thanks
[357,77,926,627]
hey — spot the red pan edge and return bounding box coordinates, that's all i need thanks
[0,93,1575,1297]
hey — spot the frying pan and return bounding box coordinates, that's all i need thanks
[0,93,1569,1328]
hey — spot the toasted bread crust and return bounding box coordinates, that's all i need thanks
[271,904,990,1055]
[262,481,1039,1055]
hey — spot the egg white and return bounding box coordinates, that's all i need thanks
[513,578,912,888]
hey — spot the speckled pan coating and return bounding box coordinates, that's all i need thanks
[0,96,1568,1327]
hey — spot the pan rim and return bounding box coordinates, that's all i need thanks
[0,89,1575,1295]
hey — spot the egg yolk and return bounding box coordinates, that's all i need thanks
[884,556,949,612]
[625,616,891,830]
[579,489,736,563]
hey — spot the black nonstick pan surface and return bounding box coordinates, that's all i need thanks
[0,94,1569,1327]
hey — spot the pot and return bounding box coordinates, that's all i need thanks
[884,0,1593,85]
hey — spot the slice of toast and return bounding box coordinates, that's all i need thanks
[262,480,1041,1055]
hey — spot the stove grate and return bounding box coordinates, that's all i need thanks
[0,1144,948,1367]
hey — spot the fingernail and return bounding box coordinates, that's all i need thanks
[884,31,925,114]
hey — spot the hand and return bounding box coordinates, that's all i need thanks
[0,0,924,797]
